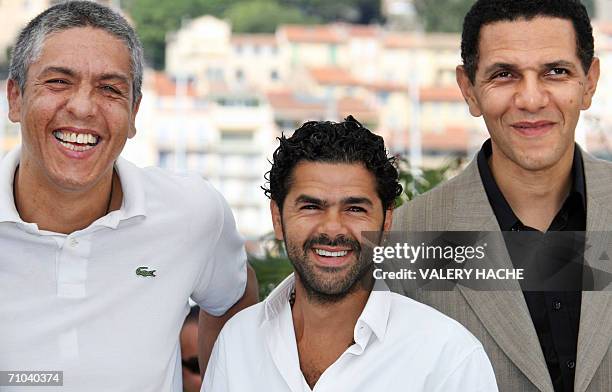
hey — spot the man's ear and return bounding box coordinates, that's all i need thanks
[128,96,141,139]
[456,65,482,117]
[383,208,393,232]
[270,200,284,240]
[7,79,22,123]
[581,57,600,110]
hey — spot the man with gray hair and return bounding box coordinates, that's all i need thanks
[0,2,257,391]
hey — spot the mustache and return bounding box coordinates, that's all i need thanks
[303,234,361,252]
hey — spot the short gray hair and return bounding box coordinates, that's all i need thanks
[8,0,143,105]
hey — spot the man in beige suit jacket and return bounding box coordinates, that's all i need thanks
[390,1,612,391]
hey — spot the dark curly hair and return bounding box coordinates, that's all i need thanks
[462,0,593,83]
[263,116,402,211]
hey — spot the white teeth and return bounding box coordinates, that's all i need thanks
[314,249,349,257]
[53,131,99,145]
[58,140,94,152]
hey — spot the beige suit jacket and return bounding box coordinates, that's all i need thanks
[390,151,612,392]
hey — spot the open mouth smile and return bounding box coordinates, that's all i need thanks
[314,249,349,257]
[311,247,354,268]
[53,130,100,152]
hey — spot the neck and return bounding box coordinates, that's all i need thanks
[14,158,120,234]
[489,143,574,232]
[291,275,371,347]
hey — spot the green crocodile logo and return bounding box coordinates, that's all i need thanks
[136,266,156,277]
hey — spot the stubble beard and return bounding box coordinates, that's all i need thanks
[284,232,373,304]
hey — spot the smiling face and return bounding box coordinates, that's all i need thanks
[271,162,392,302]
[7,27,139,192]
[456,17,599,173]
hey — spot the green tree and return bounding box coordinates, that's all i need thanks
[224,0,317,33]
[126,0,241,69]
[414,0,596,33]
[414,0,472,32]
[286,0,382,23]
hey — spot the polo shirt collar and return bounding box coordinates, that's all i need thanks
[0,146,23,223]
[0,145,146,228]
[264,274,392,344]
[110,156,147,224]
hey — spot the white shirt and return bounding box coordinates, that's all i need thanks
[204,274,498,392]
[0,147,247,392]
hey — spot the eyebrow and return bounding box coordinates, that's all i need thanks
[295,195,327,206]
[39,66,130,85]
[342,196,374,207]
[543,60,576,70]
[99,72,131,86]
[482,62,519,76]
[482,60,577,76]
[294,195,374,207]
[40,66,75,77]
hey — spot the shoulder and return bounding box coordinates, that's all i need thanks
[216,302,265,342]
[583,150,612,173]
[140,166,220,202]
[386,291,483,351]
[582,150,612,205]
[115,159,232,234]
[393,158,481,230]
[137,165,226,219]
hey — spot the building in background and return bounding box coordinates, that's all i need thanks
[3,7,612,237]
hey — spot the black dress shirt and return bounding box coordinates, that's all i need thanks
[477,139,586,392]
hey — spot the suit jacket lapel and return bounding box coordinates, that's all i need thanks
[575,153,612,392]
[449,159,554,392]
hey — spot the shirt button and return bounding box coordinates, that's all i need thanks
[552,300,562,311]
[69,238,79,247]
[567,360,576,369]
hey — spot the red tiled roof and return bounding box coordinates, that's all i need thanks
[383,33,459,49]
[362,82,464,102]
[362,80,408,92]
[419,86,464,102]
[150,72,197,97]
[309,67,359,86]
[394,126,472,152]
[595,21,612,35]
[267,91,323,110]
[347,25,379,38]
[231,34,277,46]
[421,126,470,151]
[337,97,377,121]
[266,91,377,121]
[279,25,346,44]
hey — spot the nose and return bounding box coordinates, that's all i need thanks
[514,74,549,112]
[65,86,97,119]
[318,210,349,239]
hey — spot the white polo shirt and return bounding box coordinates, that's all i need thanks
[0,147,247,391]
[203,274,498,392]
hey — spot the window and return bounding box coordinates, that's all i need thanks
[220,130,255,143]
[158,151,174,168]
[206,67,224,82]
